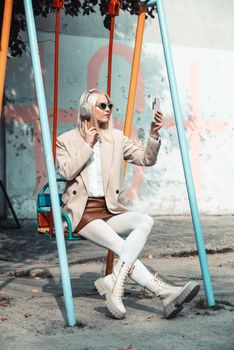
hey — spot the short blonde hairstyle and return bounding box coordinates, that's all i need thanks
[77,89,113,141]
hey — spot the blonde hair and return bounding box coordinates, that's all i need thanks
[77,89,113,142]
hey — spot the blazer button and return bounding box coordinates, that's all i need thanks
[116,190,119,194]
[73,190,77,195]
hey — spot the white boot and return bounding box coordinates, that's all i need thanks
[95,260,132,319]
[94,260,121,299]
[145,274,200,319]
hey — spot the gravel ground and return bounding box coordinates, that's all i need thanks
[0,216,234,350]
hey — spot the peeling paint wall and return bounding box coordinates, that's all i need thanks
[0,117,5,217]
[3,0,234,218]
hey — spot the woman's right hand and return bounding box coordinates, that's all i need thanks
[83,120,99,148]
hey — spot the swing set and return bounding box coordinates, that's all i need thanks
[0,0,215,326]
[36,0,122,244]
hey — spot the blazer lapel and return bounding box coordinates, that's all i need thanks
[100,138,113,194]
[70,128,89,191]
[80,161,89,192]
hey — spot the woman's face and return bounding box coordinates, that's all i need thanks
[93,94,112,125]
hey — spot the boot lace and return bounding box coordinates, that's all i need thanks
[153,273,179,291]
[115,264,131,298]
[128,265,135,277]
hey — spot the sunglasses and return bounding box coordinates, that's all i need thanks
[96,102,113,111]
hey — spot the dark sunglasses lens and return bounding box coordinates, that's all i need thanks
[100,103,107,110]
[99,103,113,111]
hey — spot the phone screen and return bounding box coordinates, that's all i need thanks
[152,97,160,112]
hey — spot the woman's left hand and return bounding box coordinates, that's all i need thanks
[150,110,163,139]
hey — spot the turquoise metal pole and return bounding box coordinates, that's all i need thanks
[140,0,215,306]
[23,0,76,325]
[156,0,215,306]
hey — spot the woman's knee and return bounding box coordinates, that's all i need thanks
[144,214,154,231]
[138,213,154,234]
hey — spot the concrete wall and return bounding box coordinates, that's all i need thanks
[0,115,5,218]
[3,0,234,218]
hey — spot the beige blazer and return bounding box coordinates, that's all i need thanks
[56,127,161,231]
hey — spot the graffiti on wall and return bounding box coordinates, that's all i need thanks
[4,35,232,217]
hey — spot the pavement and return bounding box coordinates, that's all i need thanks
[0,216,234,350]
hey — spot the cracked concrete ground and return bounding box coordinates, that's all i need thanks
[0,216,234,350]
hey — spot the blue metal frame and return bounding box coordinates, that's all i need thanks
[23,0,76,326]
[140,0,215,306]
[23,0,214,326]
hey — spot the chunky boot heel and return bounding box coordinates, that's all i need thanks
[164,303,183,319]
[94,260,132,319]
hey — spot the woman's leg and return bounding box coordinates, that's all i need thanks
[106,213,155,286]
[79,213,154,286]
[79,212,154,263]
[79,212,154,319]
[80,213,200,319]
[106,213,200,319]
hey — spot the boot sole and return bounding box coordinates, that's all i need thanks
[94,279,126,320]
[164,281,200,319]
[94,278,108,296]
[105,295,126,320]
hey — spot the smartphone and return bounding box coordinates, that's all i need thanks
[152,97,160,113]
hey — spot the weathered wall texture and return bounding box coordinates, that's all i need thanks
[3,0,234,218]
[0,117,5,217]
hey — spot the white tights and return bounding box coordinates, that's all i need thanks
[79,212,155,287]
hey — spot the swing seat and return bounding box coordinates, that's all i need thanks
[37,178,83,241]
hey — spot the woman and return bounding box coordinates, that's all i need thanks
[56,88,200,320]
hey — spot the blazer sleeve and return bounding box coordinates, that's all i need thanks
[122,134,161,166]
[56,135,94,181]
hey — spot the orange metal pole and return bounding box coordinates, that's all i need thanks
[105,0,121,276]
[124,6,146,173]
[49,0,64,236]
[107,0,120,96]
[107,15,115,96]
[106,6,146,275]
[0,0,13,117]
[49,6,61,235]
[52,7,61,164]
[124,6,146,140]
[105,15,116,275]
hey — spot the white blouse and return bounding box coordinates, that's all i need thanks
[87,141,105,197]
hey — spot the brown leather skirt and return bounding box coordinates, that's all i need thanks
[75,197,115,232]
